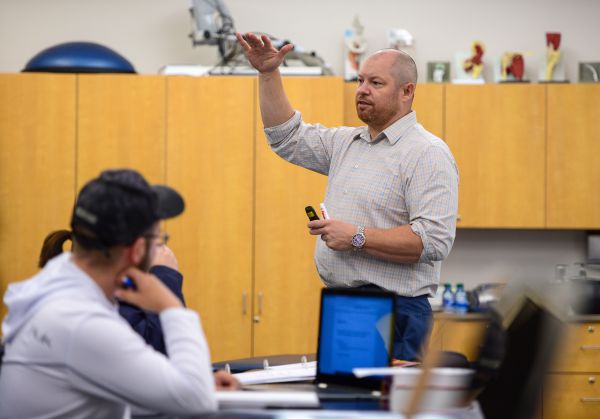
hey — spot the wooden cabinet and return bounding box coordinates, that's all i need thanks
[343,82,444,138]
[0,74,77,322]
[547,85,600,228]
[77,75,166,186]
[429,314,488,361]
[544,374,600,419]
[166,76,255,361]
[544,321,600,418]
[3,75,600,359]
[445,85,546,228]
[253,77,343,357]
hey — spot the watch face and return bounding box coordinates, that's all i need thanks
[352,233,365,248]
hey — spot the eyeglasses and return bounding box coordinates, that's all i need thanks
[144,232,170,246]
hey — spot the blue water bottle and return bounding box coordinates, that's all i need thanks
[454,283,469,314]
[442,283,455,313]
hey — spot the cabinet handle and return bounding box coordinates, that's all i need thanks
[581,398,600,403]
[580,346,600,350]
[242,292,247,315]
[589,377,596,384]
[257,292,263,315]
[456,215,462,222]
[253,315,260,324]
[588,325,595,333]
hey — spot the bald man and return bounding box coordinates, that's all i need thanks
[237,33,458,361]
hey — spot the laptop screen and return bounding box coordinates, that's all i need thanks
[316,288,395,388]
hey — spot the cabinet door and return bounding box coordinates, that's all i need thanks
[547,85,600,228]
[167,77,254,361]
[551,323,600,373]
[431,316,487,361]
[441,319,487,361]
[445,85,546,228]
[254,77,343,356]
[77,75,166,186]
[544,373,600,419]
[427,318,443,352]
[0,74,76,321]
[343,82,444,138]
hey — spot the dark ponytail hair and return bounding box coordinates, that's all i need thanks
[38,230,72,268]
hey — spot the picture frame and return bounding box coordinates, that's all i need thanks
[427,61,450,83]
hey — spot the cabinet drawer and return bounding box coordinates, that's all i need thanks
[552,323,600,372]
[544,373,600,419]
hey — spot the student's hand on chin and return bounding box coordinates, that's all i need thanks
[114,267,183,313]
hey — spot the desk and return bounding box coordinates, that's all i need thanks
[191,403,484,419]
[207,387,485,419]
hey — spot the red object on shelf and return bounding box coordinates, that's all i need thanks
[507,54,525,81]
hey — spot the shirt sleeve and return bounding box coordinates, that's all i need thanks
[263,111,343,176]
[150,266,185,306]
[66,308,217,415]
[117,266,185,355]
[407,144,459,263]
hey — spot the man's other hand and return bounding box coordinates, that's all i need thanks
[308,219,356,251]
[152,245,179,271]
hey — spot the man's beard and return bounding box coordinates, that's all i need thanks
[357,104,375,124]
[356,89,403,128]
[356,102,398,128]
[137,240,153,272]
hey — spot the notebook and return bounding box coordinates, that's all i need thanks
[246,287,396,400]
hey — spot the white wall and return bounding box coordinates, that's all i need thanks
[1,0,597,289]
[2,0,600,80]
[442,230,590,289]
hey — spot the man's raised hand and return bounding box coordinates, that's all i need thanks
[235,32,294,74]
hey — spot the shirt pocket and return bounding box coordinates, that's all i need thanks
[368,172,409,221]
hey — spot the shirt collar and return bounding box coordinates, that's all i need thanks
[354,111,417,145]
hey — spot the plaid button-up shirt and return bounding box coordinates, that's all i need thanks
[264,111,458,297]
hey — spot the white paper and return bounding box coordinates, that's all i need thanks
[233,362,316,385]
[353,366,418,378]
[217,390,319,408]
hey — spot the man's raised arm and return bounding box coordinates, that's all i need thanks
[236,32,295,127]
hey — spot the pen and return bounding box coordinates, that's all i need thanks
[319,203,329,220]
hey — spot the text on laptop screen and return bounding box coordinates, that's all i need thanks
[318,293,394,375]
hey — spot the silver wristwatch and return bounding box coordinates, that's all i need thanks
[351,226,366,250]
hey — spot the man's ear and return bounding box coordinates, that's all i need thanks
[128,237,146,265]
[402,82,415,100]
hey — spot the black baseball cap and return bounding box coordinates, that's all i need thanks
[71,169,184,249]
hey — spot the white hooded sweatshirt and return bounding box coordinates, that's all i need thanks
[0,252,217,419]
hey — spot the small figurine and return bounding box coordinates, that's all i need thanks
[344,16,367,81]
[545,32,561,81]
[387,28,414,51]
[501,52,525,81]
[464,41,485,80]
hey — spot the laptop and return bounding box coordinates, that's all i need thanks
[246,287,396,400]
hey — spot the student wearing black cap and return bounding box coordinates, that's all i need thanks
[38,228,187,356]
[0,169,230,418]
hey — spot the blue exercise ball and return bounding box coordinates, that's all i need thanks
[23,41,136,73]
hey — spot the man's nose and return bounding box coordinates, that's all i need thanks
[356,83,369,96]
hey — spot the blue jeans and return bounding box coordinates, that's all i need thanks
[355,285,432,361]
[391,294,432,361]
